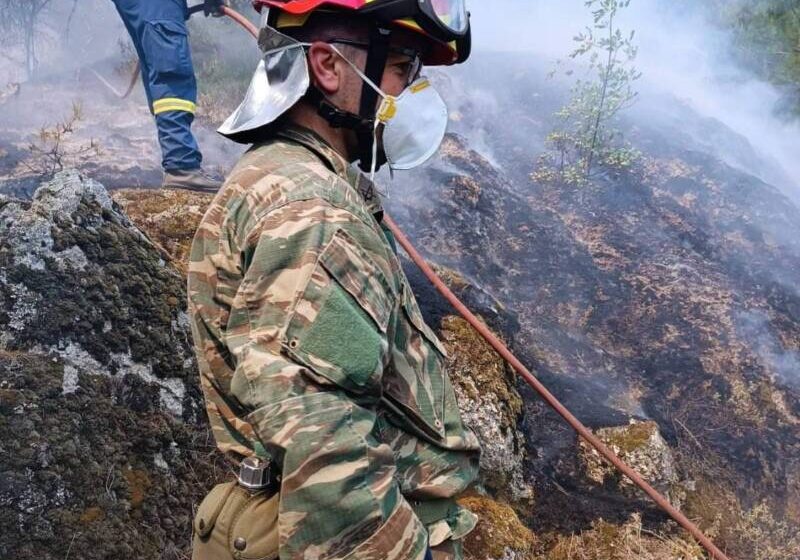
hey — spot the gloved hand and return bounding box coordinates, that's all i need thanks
[187,0,228,18]
[210,0,229,17]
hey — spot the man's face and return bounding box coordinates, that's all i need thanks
[330,26,428,114]
[331,27,429,159]
[304,24,432,161]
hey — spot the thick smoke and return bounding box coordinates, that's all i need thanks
[3,1,800,202]
[468,0,800,202]
[0,0,126,87]
[737,310,800,390]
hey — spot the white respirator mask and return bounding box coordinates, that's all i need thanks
[329,44,449,180]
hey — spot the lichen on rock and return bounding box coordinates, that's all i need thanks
[576,420,684,507]
[0,170,197,420]
[0,171,227,559]
[440,315,534,505]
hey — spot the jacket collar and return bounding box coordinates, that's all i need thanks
[277,125,384,217]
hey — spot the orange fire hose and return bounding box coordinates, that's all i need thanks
[221,5,259,37]
[224,7,731,560]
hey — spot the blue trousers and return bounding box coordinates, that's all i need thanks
[112,0,202,171]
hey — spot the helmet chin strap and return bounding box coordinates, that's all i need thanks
[356,24,392,172]
[307,23,392,172]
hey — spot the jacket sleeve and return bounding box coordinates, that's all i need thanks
[224,197,428,560]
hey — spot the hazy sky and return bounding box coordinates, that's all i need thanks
[470,0,587,55]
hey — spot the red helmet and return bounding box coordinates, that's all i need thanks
[252,0,471,66]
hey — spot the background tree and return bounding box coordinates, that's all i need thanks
[728,0,800,113]
[688,0,800,114]
[534,0,641,186]
[0,0,54,79]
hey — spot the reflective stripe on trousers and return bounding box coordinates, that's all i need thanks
[111,0,202,171]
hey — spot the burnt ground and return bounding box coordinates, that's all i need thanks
[390,55,800,544]
[0,62,244,196]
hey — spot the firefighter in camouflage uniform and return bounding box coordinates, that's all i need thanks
[187,1,479,559]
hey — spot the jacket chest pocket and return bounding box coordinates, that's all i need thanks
[282,229,396,395]
[383,281,449,441]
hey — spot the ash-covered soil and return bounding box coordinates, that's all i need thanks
[0,63,243,196]
[389,56,800,551]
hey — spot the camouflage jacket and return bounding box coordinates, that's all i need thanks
[187,125,481,560]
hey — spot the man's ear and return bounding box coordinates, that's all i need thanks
[307,42,341,95]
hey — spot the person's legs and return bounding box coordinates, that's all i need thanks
[113,0,215,187]
[139,0,203,172]
[110,0,154,107]
[153,101,202,171]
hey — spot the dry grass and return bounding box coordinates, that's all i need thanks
[545,515,704,560]
[683,480,800,560]
[734,503,800,560]
[111,189,213,277]
[674,437,800,560]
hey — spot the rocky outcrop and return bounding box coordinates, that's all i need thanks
[575,421,683,508]
[0,170,196,417]
[441,315,533,505]
[0,171,225,559]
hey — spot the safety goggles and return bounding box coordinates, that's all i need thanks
[359,0,470,42]
[328,38,423,86]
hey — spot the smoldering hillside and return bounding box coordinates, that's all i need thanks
[393,50,800,539]
[1,0,799,558]
[389,0,800,549]
[466,0,800,202]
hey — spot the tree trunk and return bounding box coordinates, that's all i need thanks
[25,23,34,79]
[24,1,49,80]
[585,10,616,179]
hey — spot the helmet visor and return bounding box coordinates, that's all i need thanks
[429,0,468,35]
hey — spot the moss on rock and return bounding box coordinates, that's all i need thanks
[440,315,533,505]
[441,315,522,428]
[459,495,538,560]
[0,351,228,559]
[576,420,682,507]
[112,188,213,277]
